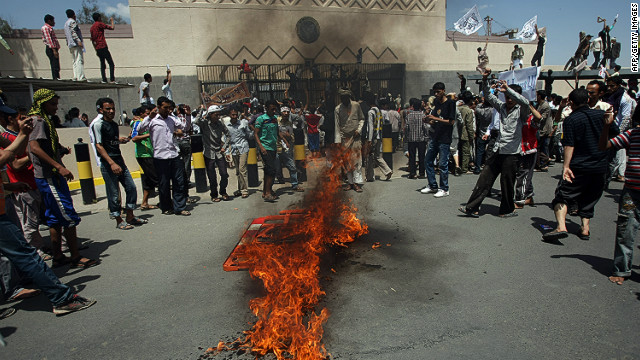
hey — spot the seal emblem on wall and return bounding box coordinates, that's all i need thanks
[296,17,320,44]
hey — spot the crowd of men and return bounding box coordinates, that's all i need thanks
[0,12,638,327]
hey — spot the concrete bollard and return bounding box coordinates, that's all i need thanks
[247,138,260,187]
[190,134,208,193]
[293,127,307,182]
[74,138,97,204]
[382,123,393,171]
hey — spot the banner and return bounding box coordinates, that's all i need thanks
[497,66,541,101]
[202,82,251,107]
[454,5,483,35]
[516,16,538,43]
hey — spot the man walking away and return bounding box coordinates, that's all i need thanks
[542,89,617,241]
[90,13,115,83]
[41,14,60,80]
[63,9,85,81]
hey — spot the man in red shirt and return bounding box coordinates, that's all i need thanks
[89,13,115,83]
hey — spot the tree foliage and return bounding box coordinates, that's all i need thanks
[0,16,14,34]
[76,0,128,25]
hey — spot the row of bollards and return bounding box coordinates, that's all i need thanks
[73,124,395,201]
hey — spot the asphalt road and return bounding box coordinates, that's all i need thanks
[1,154,639,360]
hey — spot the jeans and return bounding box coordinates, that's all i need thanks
[96,47,115,82]
[0,214,72,306]
[204,155,229,198]
[45,46,60,79]
[475,136,490,172]
[100,157,137,218]
[613,187,640,277]
[154,157,186,212]
[276,149,299,187]
[425,140,450,191]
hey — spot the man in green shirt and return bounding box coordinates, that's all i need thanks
[255,99,286,202]
[130,105,158,210]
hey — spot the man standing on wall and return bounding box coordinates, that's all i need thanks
[63,9,85,81]
[90,13,116,83]
[530,24,546,67]
[41,14,60,80]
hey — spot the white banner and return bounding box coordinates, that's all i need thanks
[497,66,541,101]
[454,5,483,35]
[599,66,607,79]
[516,16,538,43]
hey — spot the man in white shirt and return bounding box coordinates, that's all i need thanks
[139,73,153,105]
[162,69,173,101]
[63,9,85,81]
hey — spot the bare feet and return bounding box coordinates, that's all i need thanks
[608,276,627,285]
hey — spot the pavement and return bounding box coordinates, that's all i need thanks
[1,153,639,360]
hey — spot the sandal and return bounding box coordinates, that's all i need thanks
[292,187,304,192]
[211,197,222,203]
[343,184,354,191]
[140,204,158,210]
[117,221,134,230]
[176,210,191,216]
[162,210,174,215]
[128,217,148,226]
[263,194,277,202]
[9,288,41,301]
[458,206,479,218]
[577,227,590,240]
[70,257,99,269]
[221,194,231,201]
[241,194,249,199]
[498,212,518,218]
[52,256,71,268]
[186,198,198,204]
[353,185,363,193]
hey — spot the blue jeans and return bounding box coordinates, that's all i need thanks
[475,136,490,172]
[100,157,137,218]
[425,140,450,191]
[0,214,72,306]
[276,150,299,188]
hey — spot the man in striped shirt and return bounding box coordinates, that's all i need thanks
[599,105,640,285]
[41,14,60,80]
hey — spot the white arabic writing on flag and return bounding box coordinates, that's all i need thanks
[516,16,538,43]
[454,5,483,36]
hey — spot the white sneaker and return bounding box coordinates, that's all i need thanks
[420,187,436,194]
[434,189,449,198]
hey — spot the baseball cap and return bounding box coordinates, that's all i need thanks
[206,105,224,116]
[0,98,17,115]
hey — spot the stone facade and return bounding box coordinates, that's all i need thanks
[0,0,542,114]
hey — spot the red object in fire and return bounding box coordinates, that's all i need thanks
[224,209,306,271]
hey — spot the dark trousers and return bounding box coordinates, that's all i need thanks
[204,155,229,198]
[45,47,60,79]
[392,132,399,151]
[592,51,601,69]
[531,50,543,67]
[552,170,605,219]
[465,153,519,215]
[178,140,192,197]
[96,47,115,82]
[475,136,490,172]
[515,152,537,202]
[153,157,186,212]
[408,141,426,177]
[536,135,550,168]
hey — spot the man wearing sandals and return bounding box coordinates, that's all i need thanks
[334,88,365,192]
[27,89,98,268]
[542,88,617,242]
[255,100,285,201]
[93,98,146,230]
[1,106,96,316]
[194,104,231,202]
[227,106,252,198]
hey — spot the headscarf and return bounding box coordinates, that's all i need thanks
[28,88,59,159]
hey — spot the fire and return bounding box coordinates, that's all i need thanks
[208,145,368,359]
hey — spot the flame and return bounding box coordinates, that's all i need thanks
[211,145,368,359]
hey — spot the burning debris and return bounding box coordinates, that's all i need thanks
[208,148,368,360]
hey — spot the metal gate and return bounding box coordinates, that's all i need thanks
[196,63,405,107]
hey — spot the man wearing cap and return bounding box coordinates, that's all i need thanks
[194,104,231,202]
[334,88,365,192]
[27,89,98,268]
